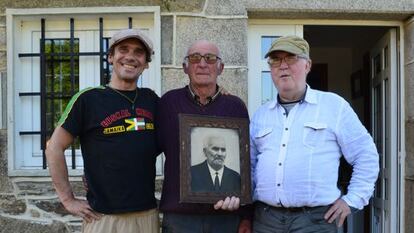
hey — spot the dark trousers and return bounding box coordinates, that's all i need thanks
[162,212,240,233]
[253,202,337,233]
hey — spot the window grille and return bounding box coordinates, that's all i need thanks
[18,17,133,169]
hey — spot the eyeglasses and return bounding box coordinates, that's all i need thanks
[267,55,307,68]
[185,53,221,64]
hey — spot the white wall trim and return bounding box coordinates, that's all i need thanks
[0,73,3,129]
[398,26,406,233]
[6,6,160,15]
[6,10,15,174]
[173,15,177,65]
[161,12,248,19]
[249,19,403,27]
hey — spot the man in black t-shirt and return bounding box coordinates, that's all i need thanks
[46,29,160,233]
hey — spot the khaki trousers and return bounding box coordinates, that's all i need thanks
[82,208,159,233]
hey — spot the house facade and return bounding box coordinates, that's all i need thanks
[0,0,413,232]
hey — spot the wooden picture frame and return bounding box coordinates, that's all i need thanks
[178,114,252,204]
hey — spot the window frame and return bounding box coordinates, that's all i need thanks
[6,7,161,176]
[247,24,303,115]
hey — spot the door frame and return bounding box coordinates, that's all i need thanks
[370,28,399,233]
[248,19,405,233]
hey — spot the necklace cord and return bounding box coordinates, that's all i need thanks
[107,85,138,109]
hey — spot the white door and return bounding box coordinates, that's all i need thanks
[370,28,399,233]
[247,24,303,114]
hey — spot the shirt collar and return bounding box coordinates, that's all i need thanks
[268,85,317,109]
[187,85,221,106]
[303,85,318,104]
[207,162,224,181]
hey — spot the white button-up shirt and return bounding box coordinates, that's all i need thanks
[208,163,224,185]
[250,87,379,209]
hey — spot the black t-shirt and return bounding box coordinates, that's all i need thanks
[59,86,160,214]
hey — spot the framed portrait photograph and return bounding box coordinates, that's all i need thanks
[178,114,252,204]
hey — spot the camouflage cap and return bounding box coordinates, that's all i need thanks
[108,28,154,62]
[265,36,309,58]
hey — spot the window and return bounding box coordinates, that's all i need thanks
[7,7,161,175]
[247,24,303,114]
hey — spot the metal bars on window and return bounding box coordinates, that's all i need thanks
[18,17,119,169]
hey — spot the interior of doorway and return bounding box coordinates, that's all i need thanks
[303,25,391,233]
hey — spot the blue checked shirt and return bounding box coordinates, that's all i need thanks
[250,87,379,209]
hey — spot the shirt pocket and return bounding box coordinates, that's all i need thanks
[303,122,328,148]
[253,128,273,153]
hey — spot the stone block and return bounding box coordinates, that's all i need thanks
[405,21,414,63]
[67,224,82,233]
[16,180,85,197]
[406,180,414,233]
[0,129,13,192]
[29,199,71,216]
[161,67,247,104]
[161,68,189,94]
[175,17,248,66]
[161,16,173,65]
[204,0,247,16]
[160,0,205,12]
[0,215,68,233]
[0,26,5,47]
[0,51,5,71]
[0,194,26,215]
[30,209,41,218]
[16,181,56,196]
[71,180,87,197]
[217,68,248,105]
[406,63,414,119]
[406,119,414,177]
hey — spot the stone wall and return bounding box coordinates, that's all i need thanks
[158,4,249,98]
[404,17,414,233]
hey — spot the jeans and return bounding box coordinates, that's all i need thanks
[253,202,337,233]
[162,212,240,233]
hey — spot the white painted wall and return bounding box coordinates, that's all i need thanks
[311,47,366,120]
[311,47,353,102]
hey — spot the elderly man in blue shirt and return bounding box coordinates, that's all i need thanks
[250,36,379,233]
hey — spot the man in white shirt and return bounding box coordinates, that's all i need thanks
[250,36,379,233]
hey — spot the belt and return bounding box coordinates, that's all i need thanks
[256,201,326,213]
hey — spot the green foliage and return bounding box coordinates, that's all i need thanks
[44,39,80,132]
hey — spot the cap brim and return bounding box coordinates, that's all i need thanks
[265,47,304,58]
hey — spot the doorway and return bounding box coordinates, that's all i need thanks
[248,23,402,233]
[305,25,398,233]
